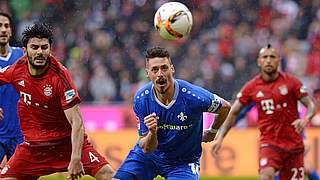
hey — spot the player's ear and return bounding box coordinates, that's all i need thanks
[171,65,175,74]
[257,58,261,67]
[145,69,150,78]
[22,47,27,57]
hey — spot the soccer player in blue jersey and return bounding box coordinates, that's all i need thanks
[113,46,231,180]
[0,12,24,168]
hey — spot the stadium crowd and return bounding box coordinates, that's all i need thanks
[1,0,320,126]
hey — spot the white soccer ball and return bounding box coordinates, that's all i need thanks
[154,2,193,40]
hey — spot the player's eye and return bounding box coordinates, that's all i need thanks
[41,45,48,50]
[160,65,169,71]
[151,67,159,73]
[31,45,39,50]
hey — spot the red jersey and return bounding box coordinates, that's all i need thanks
[238,72,308,150]
[0,56,81,142]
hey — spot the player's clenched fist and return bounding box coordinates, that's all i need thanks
[144,112,158,134]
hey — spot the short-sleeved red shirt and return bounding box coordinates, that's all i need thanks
[0,56,81,142]
[238,72,308,150]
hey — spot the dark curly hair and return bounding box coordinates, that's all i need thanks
[22,22,53,48]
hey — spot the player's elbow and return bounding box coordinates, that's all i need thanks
[221,101,231,115]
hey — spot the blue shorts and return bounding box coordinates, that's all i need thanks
[0,136,24,163]
[114,150,200,180]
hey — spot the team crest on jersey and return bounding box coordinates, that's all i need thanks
[279,85,288,95]
[64,89,75,103]
[177,112,187,121]
[43,84,53,96]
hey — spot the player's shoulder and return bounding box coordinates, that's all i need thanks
[10,46,23,52]
[49,56,69,73]
[176,79,213,100]
[134,82,153,102]
[279,72,299,81]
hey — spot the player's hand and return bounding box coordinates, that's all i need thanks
[210,138,223,157]
[0,108,3,120]
[202,129,217,142]
[67,157,85,180]
[144,112,158,134]
[291,118,307,133]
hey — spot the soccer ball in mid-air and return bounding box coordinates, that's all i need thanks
[154,2,193,40]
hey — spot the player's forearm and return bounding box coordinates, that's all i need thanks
[65,105,85,160]
[216,112,237,141]
[71,118,85,159]
[139,131,158,154]
[300,96,316,121]
[211,101,231,130]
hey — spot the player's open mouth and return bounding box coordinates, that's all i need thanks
[157,79,167,86]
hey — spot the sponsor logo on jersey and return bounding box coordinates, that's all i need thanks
[136,116,140,130]
[256,91,264,97]
[279,85,288,95]
[18,80,25,87]
[64,89,75,103]
[43,84,52,96]
[177,112,187,121]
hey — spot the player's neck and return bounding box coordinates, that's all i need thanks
[262,72,279,82]
[28,63,49,76]
[0,44,9,56]
[154,83,175,105]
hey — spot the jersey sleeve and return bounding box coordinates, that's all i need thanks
[57,66,81,110]
[193,85,222,113]
[290,76,308,99]
[0,65,14,86]
[133,97,149,136]
[238,82,253,106]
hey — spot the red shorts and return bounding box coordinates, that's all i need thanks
[0,136,109,179]
[259,145,304,180]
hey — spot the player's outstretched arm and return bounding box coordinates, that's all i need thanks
[64,104,85,179]
[139,112,158,154]
[210,99,244,156]
[203,98,231,143]
[292,96,316,133]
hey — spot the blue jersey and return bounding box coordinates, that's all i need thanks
[0,46,23,138]
[133,79,222,164]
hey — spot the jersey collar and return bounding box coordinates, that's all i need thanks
[151,79,179,109]
[0,46,12,61]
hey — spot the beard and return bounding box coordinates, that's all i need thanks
[159,87,166,94]
[263,67,277,76]
[27,54,50,70]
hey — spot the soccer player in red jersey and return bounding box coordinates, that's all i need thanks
[0,23,115,180]
[210,44,316,180]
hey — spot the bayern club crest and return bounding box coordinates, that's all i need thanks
[43,84,53,96]
[279,85,288,95]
